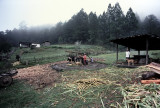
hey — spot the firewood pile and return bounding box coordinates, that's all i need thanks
[141,62,160,84]
[147,62,160,73]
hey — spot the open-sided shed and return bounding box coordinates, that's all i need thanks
[111,34,160,64]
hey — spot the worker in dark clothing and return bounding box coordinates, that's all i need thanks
[16,55,20,61]
[71,56,75,62]
[67,57,72,62]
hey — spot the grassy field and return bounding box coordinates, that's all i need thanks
[0,44,160,108]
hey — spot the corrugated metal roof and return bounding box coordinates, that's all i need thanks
[111,34,160,50]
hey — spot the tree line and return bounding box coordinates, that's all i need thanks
[1,3,160,50]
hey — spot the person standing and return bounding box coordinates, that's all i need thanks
[126,50,130,59]
[83,53,87,65]
[16,55,20,61]
[90,57,93,63]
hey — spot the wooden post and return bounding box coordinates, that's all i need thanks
[128,48,130,58]
[116,44,118,63]
[146,39,149,65]
[138,50,140,56]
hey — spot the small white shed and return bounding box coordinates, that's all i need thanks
[31,43,41,48]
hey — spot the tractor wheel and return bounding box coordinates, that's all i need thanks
[0,76,13,87]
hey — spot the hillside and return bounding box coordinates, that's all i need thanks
[0,45,160,107]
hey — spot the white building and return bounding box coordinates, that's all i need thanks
[31,43,41,48]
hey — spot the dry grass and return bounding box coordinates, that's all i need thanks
[13,63,60,89]
[111,84,160,108]
[75,78,107,91]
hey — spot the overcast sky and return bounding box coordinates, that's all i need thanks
[0,0,160,31]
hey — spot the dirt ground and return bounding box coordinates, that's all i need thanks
[13,62,65,89]
[52,61,107,71]
[13,61,107,89]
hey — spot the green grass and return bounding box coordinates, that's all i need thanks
[1,44,160,108]
[0,80,40,108]
[9,44,109,68]
[92,52,125,65]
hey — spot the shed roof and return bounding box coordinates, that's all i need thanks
[111,34,160,50]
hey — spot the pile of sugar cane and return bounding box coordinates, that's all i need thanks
[74,78,108,91]
[120,84,160,107]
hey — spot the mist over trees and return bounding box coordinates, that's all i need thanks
[1,3,160,48]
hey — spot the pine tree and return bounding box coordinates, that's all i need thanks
[112,3,125,38]
[143,15,160,34]
[88,12,98,44]
[125,8,138,35]
[97,12,108,45]
[71,9,89,43]
[106,4,114,40]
